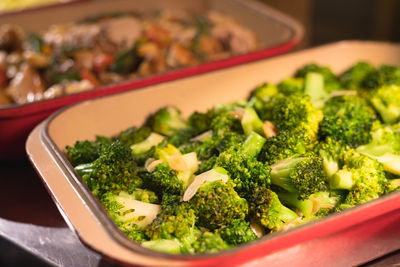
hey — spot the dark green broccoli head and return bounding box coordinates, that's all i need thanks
[141,161,184,195]
[277,78,304,95]
[319,95,376,148]
[369,85,400,124]
[362,64,400,90]
[216,148,271,198]
[218,219,258,246]
[66,136,113,166]
[116,126,152,147]
[151,107,188,136]
[315,137,346,178]
[250,186,298,231]
[145,202,196,243]
[248,83,279,113]
[331,150,387,208]
[339,61,375,90]
[192,231,231,254]
[271,154,327,200]
[75,141,143,198]
[294,63,340,93]
[259,126,317,164]
[188,109,216,134]
[188,180,248,230]
[260,93,323,136]
[167,127,197,147]
[211,111,244,137]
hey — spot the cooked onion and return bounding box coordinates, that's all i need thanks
[145,158,164,172]
[190,130,213,142]
[182,168,228,201]
[250,219,265,238]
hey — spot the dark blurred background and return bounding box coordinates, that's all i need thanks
[263,0,400,48]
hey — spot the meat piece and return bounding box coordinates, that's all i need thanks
[166,43,197,68]
[6,63,45,104]
[208,11,257,54]
[44,23,102,49]
[0,25,24,52]
[104,17,143,48]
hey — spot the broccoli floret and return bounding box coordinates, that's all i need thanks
[248,83,278,112]
[270,154,327,200]
[330,150,387,208]
[295,63,340,93]
[259,126,317,164]
[117,126,152,147]
[241,106,265,137]
[167,128,197,147]
[356,122,400,175]
[260,93,323,136]
[141,161,184,195]
[339,61,375,90]
[211,111,244,137]
[102,190,161,242]
[66,136,113,166]
[215,132,270,198]
[188,180,248,230]
[277,78,304,95]
[145,202,198,253]
[386,179,400,193]
[188,110,216,134]
[218,219,258,246]
[362,64,400,90]
[192,231,231,253]
[369,85,400,124]
[315,137,346,178]
[278,191,345,218]
[151,107,188,136]
[250,186,299,232]
[75,141,143,198]
[130,132,165,156]
[141,239,181,254]
[319,95,376,147]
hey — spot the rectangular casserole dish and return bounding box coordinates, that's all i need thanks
[26,41,400,266]
[0,0,303,160]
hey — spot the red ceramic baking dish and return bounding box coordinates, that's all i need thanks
[0,0,303,160]
[26,41,400,266]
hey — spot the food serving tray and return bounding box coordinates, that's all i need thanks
[0,0,303,160]
[26,41,400,266]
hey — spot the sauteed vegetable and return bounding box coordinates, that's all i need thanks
[0,10,257,105]
[66,62,400,254]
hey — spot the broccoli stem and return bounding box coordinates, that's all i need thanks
[74,162,94,176]
[270,157,305,192]
[141,239,181,254]
[278,192,313,217]
[330,169,353,190]
[241,107,264,136]
[242,131,266,158]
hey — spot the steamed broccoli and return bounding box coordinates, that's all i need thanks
[356,122,400,175]
[218,219,258,246]
[319,95,376,147]
[330,150,387,208]
[369,85,400,124]
[339,61,375,90]
[250,186,299,232]
[102,190,160,242]
[362,64,400,90]
[66,135,113,166]
[188,180,248,230]
[117,126,152,147]
[270,154,327,200]
[215,132,270,198]
[277,78,304,95]
[295,63,340,93]
[192,231,231,253]
[75,141,143,198]
[151,107,188,136]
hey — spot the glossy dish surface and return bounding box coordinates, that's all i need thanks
[26,41,400,266]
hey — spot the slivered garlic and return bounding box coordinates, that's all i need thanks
[262,120,278,138]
